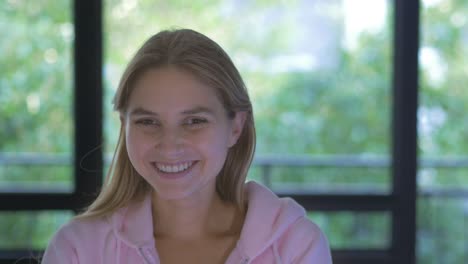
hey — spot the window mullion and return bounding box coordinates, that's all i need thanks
[391,0,420,263]
[73,0,104,210]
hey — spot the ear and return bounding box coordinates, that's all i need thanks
[119,113,127,128]
[228,111,247,148]
[119,111,126,123]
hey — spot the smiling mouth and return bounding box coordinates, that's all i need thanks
[152,161,196,173]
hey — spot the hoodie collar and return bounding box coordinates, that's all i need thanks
[108,181,306,260]
[236,181,306,259]
[110,194,155,248]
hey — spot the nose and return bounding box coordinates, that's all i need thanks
[155,128,185,159]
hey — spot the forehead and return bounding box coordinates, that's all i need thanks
[127,67,224,114]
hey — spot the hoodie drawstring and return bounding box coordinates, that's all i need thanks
[240,256,250,264]
[116,240,121,264]
[273,242,282,264]
[138,247,151,264]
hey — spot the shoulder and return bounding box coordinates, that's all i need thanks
[278,216,332,263]
[240,182,332,263]
[53,215,111,243]
[42,216,111,264]
[281,216,327,246]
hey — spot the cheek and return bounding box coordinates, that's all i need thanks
[197,128,231,159]
[126,128,153,164]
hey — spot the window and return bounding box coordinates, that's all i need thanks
[418,0,468,263]
[0,0,74,253]
[3,1,452,264]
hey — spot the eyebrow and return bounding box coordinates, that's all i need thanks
[129,106,216,116]
[181,106,216,115]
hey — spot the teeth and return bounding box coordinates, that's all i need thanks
[155,161,194,173]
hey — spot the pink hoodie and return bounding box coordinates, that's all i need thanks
[42,181,332,263]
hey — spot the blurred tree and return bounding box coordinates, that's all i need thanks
[0,0,73,250]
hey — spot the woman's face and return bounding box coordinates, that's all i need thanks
[124,66,245,200]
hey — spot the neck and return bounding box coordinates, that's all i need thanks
[151,186,244,241]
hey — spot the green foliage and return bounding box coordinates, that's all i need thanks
[420,0,468,156]
[310,211,391,249]
[0,0,73,251]
[0,0,73,153]
[0,211,73,250]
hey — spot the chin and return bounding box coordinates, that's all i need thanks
[152,188,198,201]
[149,179,217,202]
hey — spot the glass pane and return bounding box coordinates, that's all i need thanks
[417,197,468,264]
[0,164,72,193]
[0,0,73,191]
[0,211,73,249]
[248,166,389,194]
[419,0,468,157]
[104,0,392,192]
[419,0,468,263]
[419,168,468,189]
[309,211,391,249]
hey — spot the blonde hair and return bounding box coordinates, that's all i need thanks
[78,29,256,219]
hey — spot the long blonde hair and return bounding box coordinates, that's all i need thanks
[78,29,256,219]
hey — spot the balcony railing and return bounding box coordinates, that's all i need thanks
[1,152,468,197]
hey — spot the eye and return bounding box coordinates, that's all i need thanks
[184,117,208,128]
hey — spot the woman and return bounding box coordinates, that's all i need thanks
[42,29,332,264]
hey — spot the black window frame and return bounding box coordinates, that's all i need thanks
[0,0,419,263]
